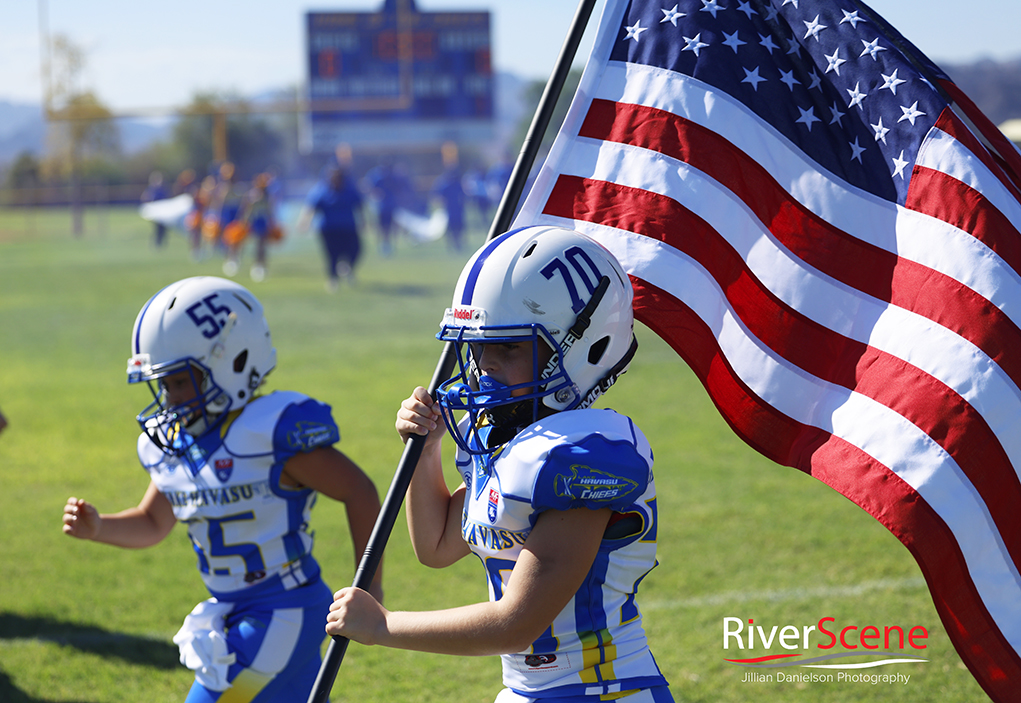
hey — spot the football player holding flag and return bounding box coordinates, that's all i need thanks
[326,226,673,703]
[62,276,382,703]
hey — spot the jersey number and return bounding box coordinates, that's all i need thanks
[540,246,602,314]
[204,511,266,576]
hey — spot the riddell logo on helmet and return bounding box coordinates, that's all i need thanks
[453,307,478,321]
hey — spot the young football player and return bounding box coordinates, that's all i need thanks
[326,226,673,703]
[62,276,382,703]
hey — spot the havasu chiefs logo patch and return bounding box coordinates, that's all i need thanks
[488,488,499,523]
[214,458,234,483]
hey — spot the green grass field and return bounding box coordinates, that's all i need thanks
[0,206,988,702]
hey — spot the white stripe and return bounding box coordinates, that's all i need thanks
[917,126,1021,245]
[249,607,303,675]
[539,223,1021,652]
[537,138,1021,474]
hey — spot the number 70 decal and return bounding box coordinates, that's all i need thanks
[540,246,602,314]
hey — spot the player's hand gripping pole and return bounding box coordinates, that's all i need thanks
[307,1,597,700]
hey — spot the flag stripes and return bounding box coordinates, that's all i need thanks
[513,1,1021,698]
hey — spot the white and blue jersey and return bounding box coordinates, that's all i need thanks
[139,390,339,701]
[456,408,668,699]
[138,390,335,601]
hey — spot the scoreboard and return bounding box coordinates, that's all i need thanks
[305,0,494,151]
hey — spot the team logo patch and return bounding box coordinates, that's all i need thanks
[488,488,499,523]
[288,422,337,451]
[213,458,234,483]
[515,651,572,674]
[525,654,557,667]
[555,464,639,503]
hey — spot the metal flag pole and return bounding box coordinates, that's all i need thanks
[307,1,597,700]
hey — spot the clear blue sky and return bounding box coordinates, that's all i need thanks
[1,0,1019,111]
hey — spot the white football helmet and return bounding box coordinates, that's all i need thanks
[437,225,637,454]
[127,276,276,455]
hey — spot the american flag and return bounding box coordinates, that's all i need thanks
[513,0,1021,699]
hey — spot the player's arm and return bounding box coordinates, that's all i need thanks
[326,505,612,655]
[396,386,471,568]
[62,480,176,548]
[282,446,384,602]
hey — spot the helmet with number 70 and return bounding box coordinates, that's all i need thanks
[436,225,638,455]
[126,276,277,456]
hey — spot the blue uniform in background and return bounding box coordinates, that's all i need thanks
[306,172,363,284]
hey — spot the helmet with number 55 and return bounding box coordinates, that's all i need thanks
[437,225,638,455]
[127,276,276,456]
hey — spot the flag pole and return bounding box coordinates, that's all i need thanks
[306,1,597,700]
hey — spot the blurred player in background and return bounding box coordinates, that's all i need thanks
[224,172,284,282]
[326,227,673,703]
[62,276,383,703]
[298,167,364,292]
[141,171,169,248]
[203,163,244,271]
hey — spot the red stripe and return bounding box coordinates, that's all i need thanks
[577,98,1021,389]
[627,277,1021,703]
[906,165,1021,279]
[545,174,1021,571]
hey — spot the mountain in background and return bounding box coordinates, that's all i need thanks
[0,100,173,164]
[1,59,1020,167]
[941,58,1021,127]
[0,71,529,168]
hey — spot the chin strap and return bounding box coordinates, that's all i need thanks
[539,275,611,385]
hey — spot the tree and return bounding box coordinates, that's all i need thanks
[42,34,121,232]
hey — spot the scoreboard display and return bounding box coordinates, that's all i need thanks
[305,0,494,150]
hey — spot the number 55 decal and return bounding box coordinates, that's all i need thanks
[186,294,233,339]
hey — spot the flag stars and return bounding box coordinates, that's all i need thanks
[782,0,799,8]
[829,101,846,126]
[737,0,757,19]
[759,34,780,55]
[825,49,846,75]
[860,38,886,60]
[683,33,710,57]
[840,9,864,29]
[741,66,768,91]
[849,137,866,162]
[807,69,822,90]
[700,0,726,19]
[898,101,926,125]
[624,19,649,42]
[796,106,821,131]
[803,15,827,41]
[880,69,908,94]
[722,30,746,53]
[846,82,867,109]
[871,116,891,143]
[780,69,800,90]
[661,5,685,26]
[892,150,910,178]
